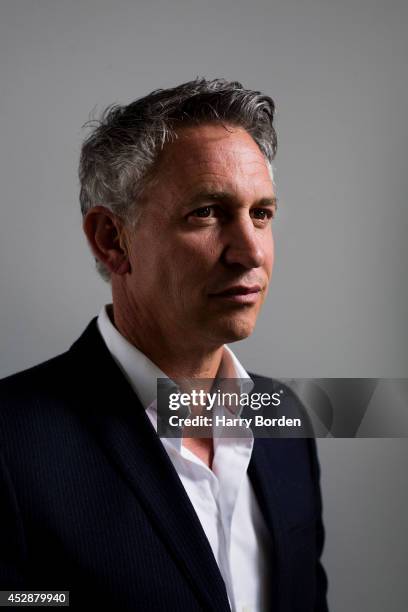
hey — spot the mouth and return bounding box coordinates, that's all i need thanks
[208,285,263,305]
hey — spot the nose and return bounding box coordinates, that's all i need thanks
[222,216,266,269]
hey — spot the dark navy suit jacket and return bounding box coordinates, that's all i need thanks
[0,319,328,611]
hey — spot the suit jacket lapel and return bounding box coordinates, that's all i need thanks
[248,438,289,612]
[68,320,230,612]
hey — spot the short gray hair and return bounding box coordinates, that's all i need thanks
[79,77,277,281]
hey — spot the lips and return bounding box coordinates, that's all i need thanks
[210,285,262,297]
[209,285,262,304]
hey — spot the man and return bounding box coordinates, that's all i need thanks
[0,78,328,611]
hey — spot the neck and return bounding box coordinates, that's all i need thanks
[110,299,224,380]
[110,290,220,470]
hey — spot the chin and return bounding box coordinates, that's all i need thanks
[212,316,256,344]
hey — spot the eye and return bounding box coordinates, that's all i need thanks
[251,208,275,222]
[191,206,215,218]
[188,205,223,223]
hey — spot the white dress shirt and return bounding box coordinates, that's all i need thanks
[97,305,272,612]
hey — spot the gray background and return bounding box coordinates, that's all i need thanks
[1,0,407,609]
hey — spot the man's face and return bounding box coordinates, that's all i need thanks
[122,123,276,348]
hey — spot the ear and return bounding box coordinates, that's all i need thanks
[83,206,131,275]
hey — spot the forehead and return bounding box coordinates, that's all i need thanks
[152,123,273,194]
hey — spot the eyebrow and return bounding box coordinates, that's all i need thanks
[188,190,278,210]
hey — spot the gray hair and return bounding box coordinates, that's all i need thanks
[79,77,277,281]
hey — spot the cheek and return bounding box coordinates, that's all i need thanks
[175,232,220,269]
[264,232,275,277]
